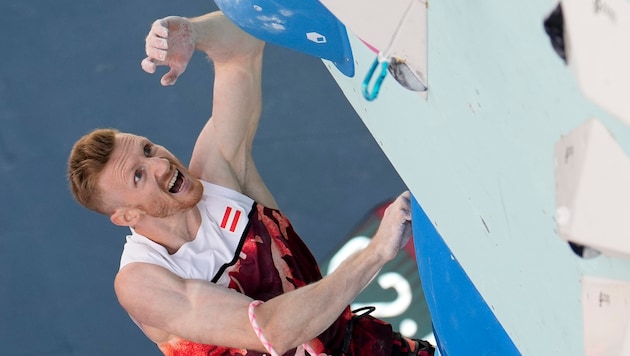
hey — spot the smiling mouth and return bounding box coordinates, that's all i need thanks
[167,169,184,193]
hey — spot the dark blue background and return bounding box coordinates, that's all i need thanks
[0,1,405,354]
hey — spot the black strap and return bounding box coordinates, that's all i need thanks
[339,306,376,356]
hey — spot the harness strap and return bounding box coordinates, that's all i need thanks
[339,306,376,356]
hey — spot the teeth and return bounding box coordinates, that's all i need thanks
[168,170,178,190]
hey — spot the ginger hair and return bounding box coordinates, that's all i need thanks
[67,128,119,215]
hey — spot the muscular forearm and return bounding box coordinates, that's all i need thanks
[252,193,412,353]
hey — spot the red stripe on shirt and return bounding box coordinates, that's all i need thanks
[229,210,241,232]
[220,207,232,229]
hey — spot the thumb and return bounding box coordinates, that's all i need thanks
[161,68,180,86]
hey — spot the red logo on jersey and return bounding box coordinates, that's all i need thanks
[220,206,242,233]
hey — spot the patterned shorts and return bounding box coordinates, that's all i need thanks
[391,332,436,356]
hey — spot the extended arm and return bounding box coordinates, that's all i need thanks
[142,12,276,207]
[115,191,414,353]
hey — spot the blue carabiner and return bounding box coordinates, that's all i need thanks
[362,55,389,101]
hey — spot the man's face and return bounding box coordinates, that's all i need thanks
[98,133,203,220]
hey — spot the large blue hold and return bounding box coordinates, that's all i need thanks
[411,195,521,355]
[214,0,355,77]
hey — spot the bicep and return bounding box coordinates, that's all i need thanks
[188,119,243,189]
[114,263,264,350]
[189,122,278,208]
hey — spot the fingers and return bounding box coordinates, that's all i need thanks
[145,20,168,49]
[142,20,171,81]
[380,191,413,233]
[145,36,168,62]
[398,190,411,205]
[141,57,157,74]
[143,58,181,86]
[143,19,169,70]
[141,57,174,85]
[395,191,412,222]
[145,24,168,60]
[146,46,167,62]
[146,37,168,53]
[151,19,169,38]
[141,16,193,85]
[371,192,414,262]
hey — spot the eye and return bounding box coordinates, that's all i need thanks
[143,144,152,157]
[134,169,143,184]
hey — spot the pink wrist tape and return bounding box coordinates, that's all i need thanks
[248,300,324,356]
[248,300,279,356]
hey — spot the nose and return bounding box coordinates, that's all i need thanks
[148,156,170,180]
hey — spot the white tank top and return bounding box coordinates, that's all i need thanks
[119,180,255,287]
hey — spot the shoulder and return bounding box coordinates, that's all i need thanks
[115,262,181,292]
[120,231,173,272]
[114,262,186,318]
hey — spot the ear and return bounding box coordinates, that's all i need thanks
[110,207,142,227]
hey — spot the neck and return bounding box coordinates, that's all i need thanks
[134,206,202,254]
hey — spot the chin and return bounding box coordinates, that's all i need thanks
[188,177,203,202]
[178,179,203,211]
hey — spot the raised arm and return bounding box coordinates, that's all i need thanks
[142,12,276,207]
[115,191,414,354]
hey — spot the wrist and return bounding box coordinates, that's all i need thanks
[189,16,206,52]
[189,12,264,62]
[363,241,390,267]
[365,232,397,264]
